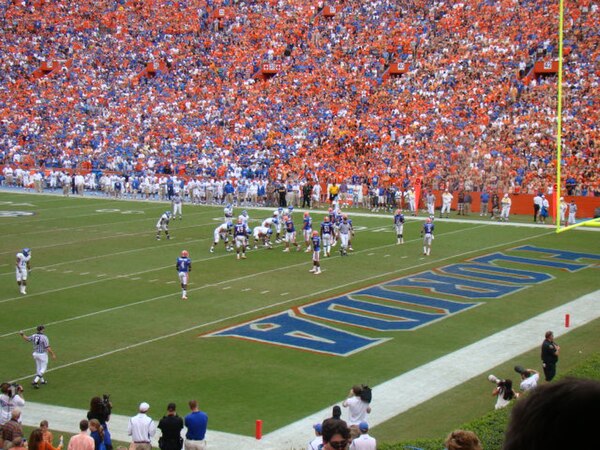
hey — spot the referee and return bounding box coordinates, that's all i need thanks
[19,325,56,389]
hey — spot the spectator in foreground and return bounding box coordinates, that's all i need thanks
[1,409,23,449]
[321,419,350,450]
[518,368,539,392]
[503,378,600,450]
[184,400,207,450]
[445,430,482,450]
[28,428,63,450]
[307,423,323,450]
[490,377,518,409]
[127,403,156,450]
[68,420,94,450]
[158,403,183,450]
[349,422,376,450]
[40,420,54,444]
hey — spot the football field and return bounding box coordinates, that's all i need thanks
[1,191,599,448]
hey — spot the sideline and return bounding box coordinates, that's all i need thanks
[20,290,600,450]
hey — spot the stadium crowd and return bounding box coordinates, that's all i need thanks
[0,0,598,199]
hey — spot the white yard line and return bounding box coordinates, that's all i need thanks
[19,290,600,450]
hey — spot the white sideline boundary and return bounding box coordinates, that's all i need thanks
[20,290,600,450]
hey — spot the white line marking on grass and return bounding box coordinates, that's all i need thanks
[368,252,375,256]
[280,292,289,296]
[384,254,390,257]
[149,279,158,283]
[166,281,176,284]
[260,290,270,294]
[130,277,141,281]
[46,268,56,272]
[96,274,106,278]
[242,288,252,292]
[63,270,72,274]
[222,286,231,290]
[79,272,89,276]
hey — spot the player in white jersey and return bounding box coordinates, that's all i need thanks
[172,193,183,220]
[274,208,284,242]
[19,325,56,389]
[16,248,31,295]
[253,226,273,249]
[238,210,250,226]
[224,203,234,223]
[156,211,172,240]
[261,213,279,230]
[440,190,453,218]
[210,222,232,253]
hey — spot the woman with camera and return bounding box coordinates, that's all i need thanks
[491,378,518,410]
[87,397,112,450]
[0,384,25,428]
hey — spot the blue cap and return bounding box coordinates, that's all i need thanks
[359,421,369,431]
[313,423,322,433]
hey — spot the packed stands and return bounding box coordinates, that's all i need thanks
[0,0,598,197]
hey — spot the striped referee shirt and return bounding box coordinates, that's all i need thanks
[28,333,50,353]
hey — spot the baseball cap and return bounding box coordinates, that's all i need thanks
[359,421,369,431]
[313,423,322,433]
[139,402,150,412]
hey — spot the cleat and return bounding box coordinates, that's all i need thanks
[296,246,301,252]
[210,248,214,253]
[32,382,39,389]
[156,237,161,240]
[282,248,290,253]
[348,247,353,251]
[314,271,321,275]
[40,380,47,385]
[241,254,246,259]
[305,248,311,253]
[236,254,240,260]
[309,268,316,273]
[182,296,187,300]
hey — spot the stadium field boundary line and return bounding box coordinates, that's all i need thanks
[8,226,548,370]
[4,188,597,232]
[1,224,489,337]
[18,289,600,450]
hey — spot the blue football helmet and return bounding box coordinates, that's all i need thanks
[22,248,31,257]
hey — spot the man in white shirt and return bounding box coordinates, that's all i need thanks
[307,423,323,450]
[519,369,539,392]
[128,402,156,450]
[342,386,371,426]
[350,422,376,450]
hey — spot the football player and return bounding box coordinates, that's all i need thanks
[253,226,273,249]
[16,248,31,295]
[302,212,313,252]
[282,215,301,252]
[224,203,234,222]
[421,217,435,256]
[309,231,322,275]
[320,216,334,257]
[394,209,405,244]
[210,221,232,253]
[233,218,249,260]
[274,208,284,243]
[156,211,172,240]
[176,250,192,300]
[338,215,352,256]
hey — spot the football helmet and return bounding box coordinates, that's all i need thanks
[304,211,310,217]
[312,230,319,237]
[181,250,189,258]
[273,211,280,217]
[426,217,432,223]
[22,248,31,257]
[324,216,330,222]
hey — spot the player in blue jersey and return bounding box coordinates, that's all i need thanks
[320,216,334,257]
[16,248,32,295]
[345,214,355,251]
[421,217,435,256]
[394,209,405,245]
[156,211,172,240]
[282,215,301,252]
[309,231,322,275]
[233,218,249,260]
[302,212,313,252]
[176,250,192,300]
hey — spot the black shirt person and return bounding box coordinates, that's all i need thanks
[158,403,184,450]
[541,331,560,381]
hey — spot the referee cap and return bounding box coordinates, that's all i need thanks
[36,325,45,332]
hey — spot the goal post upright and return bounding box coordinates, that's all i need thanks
[555,0,565,233]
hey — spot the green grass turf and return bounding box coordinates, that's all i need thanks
[1,192,599,438]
